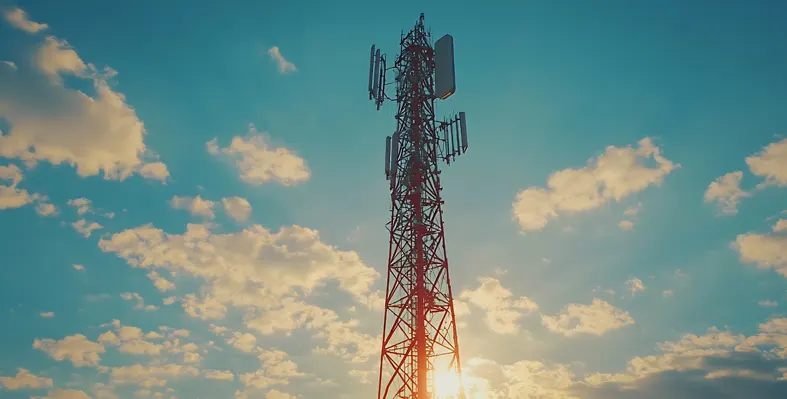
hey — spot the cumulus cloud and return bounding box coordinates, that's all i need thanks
[747,137,787,187]
[33,389,91,399]
[3,7,48,34]
[732,218,787,277]
[0,30,169,182]
[33,334,105,367]
[222,196,252,222]
[704,171,751,216]
[71,219,103,238]
[170,195,216,219]
[512,137,678,231]
[99,222,380,362]
[626,278,645,295]
[0,368,53,390]
[0,163,44,210]
[267,46,297,74]
[541,298,635,337]
[120,292,158,312]
[459,276,539,334]
[207,124,310,186]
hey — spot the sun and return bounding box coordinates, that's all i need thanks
[433,370,462,399]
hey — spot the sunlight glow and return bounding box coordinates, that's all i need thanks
[434,370,462,399]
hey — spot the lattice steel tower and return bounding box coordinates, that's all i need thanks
[367,13,469,399]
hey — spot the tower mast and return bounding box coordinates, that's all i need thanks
[368,14,469,399]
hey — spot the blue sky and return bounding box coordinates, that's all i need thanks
[1,0,787,398]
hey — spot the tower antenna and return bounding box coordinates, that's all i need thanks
[367,13,469,399]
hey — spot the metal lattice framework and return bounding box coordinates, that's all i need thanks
[376,14,465,399]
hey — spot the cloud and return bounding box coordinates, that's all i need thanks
[73,264,85,271]
[626,278,645,295]
[33,334,105,367]
[3,7,48,34]
[35,201,57,216]
[227,332,258,353]
[0,368,53,390]
[33,389,91,399]
[459,276,539,334]
[732,218,787,277]
[40,311,55,318]
[147,271,176,292]
[704,171,752,216]
[120,292,158,312]
[169,195,216,219]
[512,137,678,231]
[774,219,787,233]
[207,124,310,186]
[663,289,674,297]
[0,32,169,182]
[618,220,634,231]
[68,197,93,215]
[541,298,635,337]
[759,300,778,308]
[72,219,103,238]
[0,164,44,210]
[267,46,297,74]
[222,196,253,222]
[747,137,787,187]
[99,222,380,363]
[2,60,18,69]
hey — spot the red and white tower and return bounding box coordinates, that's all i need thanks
[367,13,469,399]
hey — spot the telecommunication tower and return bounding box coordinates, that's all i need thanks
[367,13,469,399]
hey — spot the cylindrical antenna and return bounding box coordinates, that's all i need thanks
[372,49,381,96]
[459,112,468,153]
[385,136,392,179]
[443,120,449,160]
[450,116,457,162]
[368,45,376,97]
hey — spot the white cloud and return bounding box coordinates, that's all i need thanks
[773,219,787,232]
[67,197,93,215]
[0,164,43,210]
[618,220,634,231]
[267,46,297,74]
[207,124,310,186]
[623,202,642,216]
[2,60,17,69]
[512,138,678,231]
[704,171,751,216]
[541,298,635,337]
[170,195,216,219]
[460,277,539,334]
[35,201,57,216]
[0,368,53,390]
[33,334,105,367]
[0,34,169,182]
[227,332,258,353]
[3,7,48,34]
[120,292,158,312]
[71,219,103,238]
[99,222,380,362]
[33,389,91,399]
[222,196,252,222]
[747,137,787,187]
[662,289,674,297]
[205,370,234,381]
[758,300,778,307]
[732,230,787,277]
[147,271,175,292]
[626,278,645,295]
[73,264,85,271]
[40,311,55,318]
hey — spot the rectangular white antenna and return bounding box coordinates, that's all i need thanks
[435,34,456,100]
[368,45,376,96]
[459,112,468,152]
[390,131,400,177]
[384,136,392,178]
[372,49,381,95]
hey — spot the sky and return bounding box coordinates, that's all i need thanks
[1,0,787,398]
